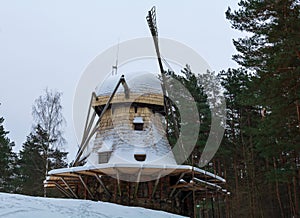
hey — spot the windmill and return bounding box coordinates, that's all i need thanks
[44,7,227,217]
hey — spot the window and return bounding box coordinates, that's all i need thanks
[133,117,144,131]
[98,152,111,164]
[134,154,146,162]
[134,123,143,131]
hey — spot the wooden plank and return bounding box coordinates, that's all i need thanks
[78,175,94,200]
[54,182,73,198]
[169,173,185,197]
[94,174,112,198]
[60,177,78,199]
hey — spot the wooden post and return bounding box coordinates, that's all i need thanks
[54,182,73,198]
[60,177,78,199]
[94,174,111,198]
[169,173,185,197]
[151,171,162,199]
[78,175,94,200]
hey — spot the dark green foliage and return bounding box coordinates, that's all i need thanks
[0,117,18,193]
[222,0,300,217]
[165,66,212,164]
[18,125,67,196]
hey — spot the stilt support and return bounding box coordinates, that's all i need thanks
[169,173,185,197]
[60,177,78,199]
[78,175,94,200]
[94,174,112,198]
[54,182,73,198]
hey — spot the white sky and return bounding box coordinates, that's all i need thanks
[0,0,242,162]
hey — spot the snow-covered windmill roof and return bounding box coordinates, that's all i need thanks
[95,71,163,96]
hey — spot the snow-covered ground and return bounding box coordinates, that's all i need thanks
[0,192,187,218]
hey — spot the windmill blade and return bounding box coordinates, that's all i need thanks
[146,6,180,143]
[146,6,165,79]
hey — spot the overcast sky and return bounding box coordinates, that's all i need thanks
[0,0,242,162]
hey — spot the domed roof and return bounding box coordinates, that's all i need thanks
[95,71,163,96]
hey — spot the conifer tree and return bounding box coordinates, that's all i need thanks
[225,0,300,216]
[18,125,67,196]
[0,117,17,193]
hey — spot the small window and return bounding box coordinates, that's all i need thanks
[133,117,144,131]
[134,123,143,131]
[134,106,138,113]
[98,152,111,164]
[134,154,146,162]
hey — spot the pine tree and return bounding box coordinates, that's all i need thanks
[165,66,211,165]
[226,0,300,216]
[0,117,17,193]
[18,125,67,196]
[218,68,267,217]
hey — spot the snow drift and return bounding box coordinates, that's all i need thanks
[0,192,186,218]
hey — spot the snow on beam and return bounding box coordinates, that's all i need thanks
[192,177,222,190]
[193,167,226,183]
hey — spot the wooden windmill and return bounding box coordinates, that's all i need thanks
[44,7,227,217]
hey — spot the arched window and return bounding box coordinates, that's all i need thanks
[134,154,146,161]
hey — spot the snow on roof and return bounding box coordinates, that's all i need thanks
[95,71,163,96]
[133,117,144,124]
[97,140,113,152]
[48,164,225,183]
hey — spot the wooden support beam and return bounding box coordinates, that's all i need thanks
[78,175,94,200]
[74,76,125,166]
[134,168,142,199]
[169,173,185,197]
[192,177,222,190]
[94,174,112,198]
[54,182,73,198]
[81,111,96,146]
[181,191,192,203]
[174,189,182,198]
[82,93,96,144]
[120,76,130,99]
[60,177,78,199]
[151,171,162,199]
[115,168,122,197]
